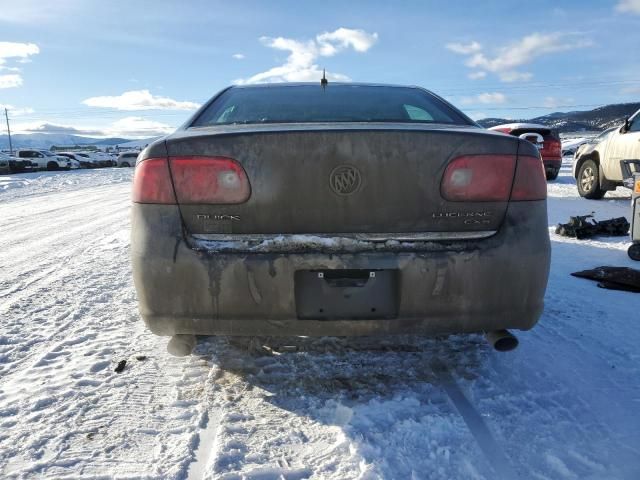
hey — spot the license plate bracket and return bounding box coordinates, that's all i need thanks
[294,269,399,320]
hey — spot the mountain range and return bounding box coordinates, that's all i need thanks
[1,102,639,149]
[0,133,133,150]
[477,102,640,132]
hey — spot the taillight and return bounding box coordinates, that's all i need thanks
[510,155,547,201]
[169,156,250,204]
[132,158,176,204]
[441,155,516,202]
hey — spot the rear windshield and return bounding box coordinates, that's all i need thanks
[191,85,472,127]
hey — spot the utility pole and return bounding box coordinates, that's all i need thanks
[4,108,13,156]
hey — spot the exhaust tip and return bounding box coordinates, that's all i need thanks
[485,330,519,352]
[167,334,197,357]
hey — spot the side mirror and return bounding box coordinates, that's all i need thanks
[622,117,630,133]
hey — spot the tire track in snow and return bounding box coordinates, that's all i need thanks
[0,189,133,375]
[432,360,518,480]
[0,172,214,479]
[0,183,130,230]
[190,336,494,480]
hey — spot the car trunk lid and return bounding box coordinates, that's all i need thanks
[164,124,521,236]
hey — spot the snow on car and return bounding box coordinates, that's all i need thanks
[1,156,639,479]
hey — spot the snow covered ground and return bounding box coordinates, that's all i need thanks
[1,159,639,479]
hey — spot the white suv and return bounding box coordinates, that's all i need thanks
[17,150,73,171]
[573,108,640,198]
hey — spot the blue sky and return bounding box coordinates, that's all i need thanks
[1,0,639,138]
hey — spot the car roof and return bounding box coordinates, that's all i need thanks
[229,82,424,90]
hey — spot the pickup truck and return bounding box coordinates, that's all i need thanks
[573,108,640,199]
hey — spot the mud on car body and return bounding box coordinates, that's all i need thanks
[131,83,551,354]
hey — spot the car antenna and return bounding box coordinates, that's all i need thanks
[321,69,328,89]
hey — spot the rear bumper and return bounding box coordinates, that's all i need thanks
[542,157,562,171]
[131,203,550,336]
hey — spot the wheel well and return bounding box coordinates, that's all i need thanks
[47,161,58,168]
[575,152,599,178]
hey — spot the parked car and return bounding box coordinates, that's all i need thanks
[489,123,562,180]
[132,82,550,355]
[57,152,89,169]
[0,152,9,174]
[73,152,101,168]
[0,152,34,173]
[116,151,138,167]
[16,149,72,171]
[80,151,114,167]
[561,137,592,157]
[53,153,80,169]
[571,120,639,199]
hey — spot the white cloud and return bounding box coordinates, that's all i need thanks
[460,92,507,105]
[0,1,77,23]
[0,42,39,87]
[0,74,23,88]
[616,0,640,14]
[232,53,245,59]
[0,42,40,65]
[445,41,482,55]
[316,28,379,55]
[108,117,174,136]
[447,33,590,82]
[235,27,378,84]
[14,122,104,136]
[468,71,486,80]
[82,89,200,111]
[14,116,175,138]
[0,104,34,116]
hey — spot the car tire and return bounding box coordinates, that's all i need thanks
[629,244,640,261]
[546,168,559,181]
[122,162,130,168]
[46,161,59,171]
[577,159,605,199]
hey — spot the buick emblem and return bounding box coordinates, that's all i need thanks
[329,165,362,195]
